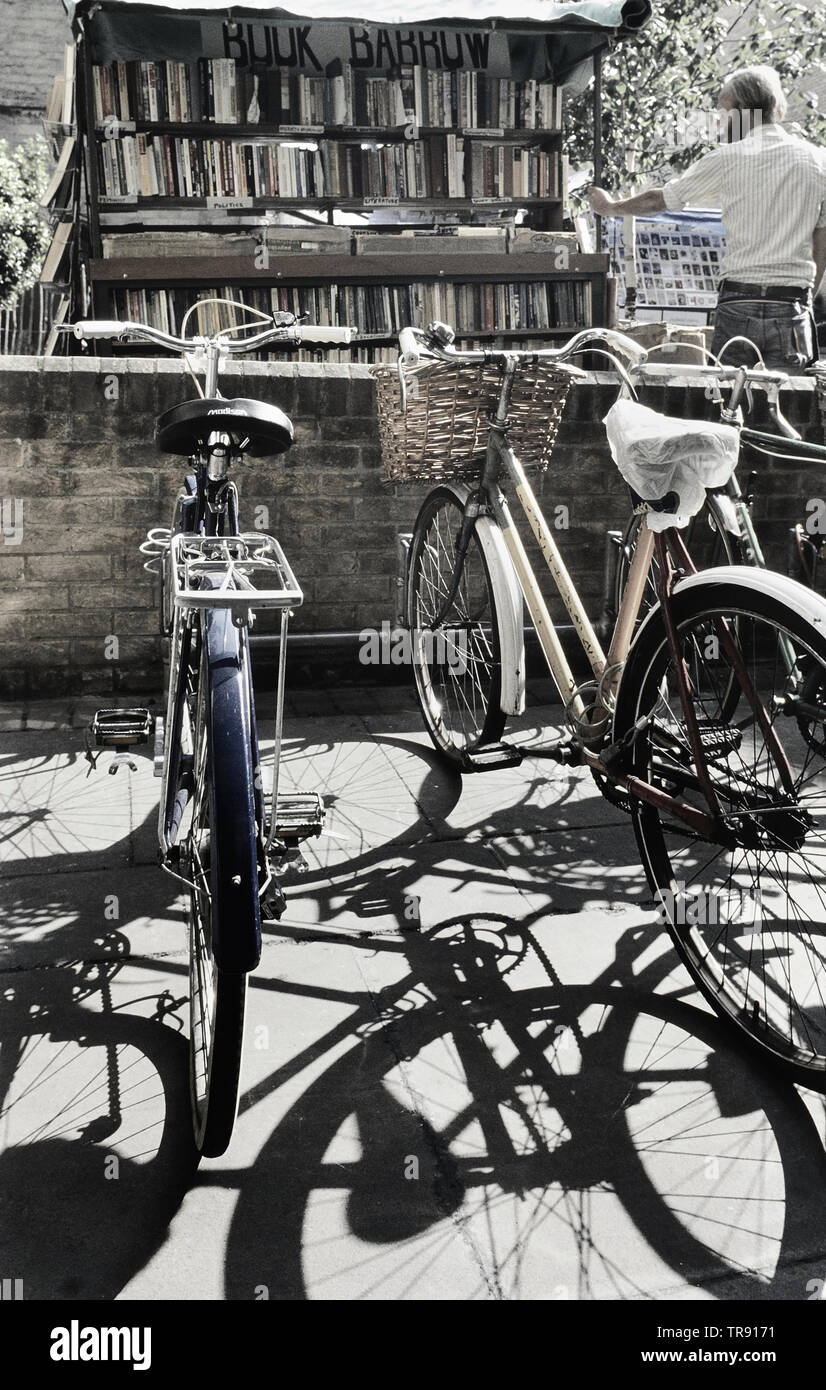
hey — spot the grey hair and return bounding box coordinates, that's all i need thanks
[721,65,787,122]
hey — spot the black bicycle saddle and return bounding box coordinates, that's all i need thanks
[154,397,294,457]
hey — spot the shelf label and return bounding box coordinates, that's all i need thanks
[97,120,136,137]
[278,125,324,135]
[363,196,400,206]
[471,196,505,204]
[463,128,504,137]
[99,195,138,205]
[206,196,254,210]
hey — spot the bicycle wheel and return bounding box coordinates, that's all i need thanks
[407,485,506,764]
[615,573,826,1086]
[186,607,260,1157]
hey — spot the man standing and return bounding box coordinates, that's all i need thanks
[589,66,826,370]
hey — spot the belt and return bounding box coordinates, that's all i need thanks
[719,279,811,301]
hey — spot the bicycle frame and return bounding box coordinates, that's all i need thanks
[452,366,790,842]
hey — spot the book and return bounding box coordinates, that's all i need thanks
[40,221,73,284]
[44,295,70,356]
[45,74,65,126]
[62,44,75,126]
[40,136,76,210]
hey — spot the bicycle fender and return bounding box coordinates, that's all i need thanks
[622,564,826,702]
[440,482,525,716]
[204,606,262,973]
[674,564,826,630]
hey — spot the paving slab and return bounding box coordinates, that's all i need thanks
[1,691,825,1303]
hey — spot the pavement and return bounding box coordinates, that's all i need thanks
[1,680,826,1303]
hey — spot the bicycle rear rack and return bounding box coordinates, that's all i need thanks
[171,533,303,617]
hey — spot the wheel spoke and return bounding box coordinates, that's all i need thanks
[409,490,505,761]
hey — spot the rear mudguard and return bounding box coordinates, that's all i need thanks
[204,601,262,973]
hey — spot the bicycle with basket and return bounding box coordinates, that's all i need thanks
[374,318,826,1089]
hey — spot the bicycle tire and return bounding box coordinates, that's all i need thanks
[186,606,260,1157]
[406,485,506,765]
[614,571,826,1087]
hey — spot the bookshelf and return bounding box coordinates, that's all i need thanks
[91,247,606,360]
[40,42,78,325]
[57,0,651,357]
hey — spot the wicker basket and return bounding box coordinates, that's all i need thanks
[373,358,573,484]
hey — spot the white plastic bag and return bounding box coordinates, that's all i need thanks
[603,398,740,531]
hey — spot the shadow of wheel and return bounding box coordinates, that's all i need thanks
[222,922,826,1301]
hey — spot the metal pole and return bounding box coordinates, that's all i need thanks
[593,47,603,253]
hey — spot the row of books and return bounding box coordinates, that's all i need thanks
[108,279,593,337]
[336,68,562,132]
[93,59,241,126]
[96,132,559,202]
[91,58,562,131]
[97,135,325,201]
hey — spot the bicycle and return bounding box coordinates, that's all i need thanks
[386,319,826,1089]
[612,356,826,618]
[71,303,353,1156]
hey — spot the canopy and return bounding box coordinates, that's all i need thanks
[67,0,651,81]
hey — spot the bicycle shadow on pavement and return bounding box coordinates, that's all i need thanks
[0,795,199,1299]
[218,915,826,1302]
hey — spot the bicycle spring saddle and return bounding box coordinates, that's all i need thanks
[155,397,294,457]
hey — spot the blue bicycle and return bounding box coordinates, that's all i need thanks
[75,304,352,1155]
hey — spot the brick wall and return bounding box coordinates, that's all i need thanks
[0,355,824,697]
[0,0,71,145]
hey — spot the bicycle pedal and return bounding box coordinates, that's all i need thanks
[90,708,152,748]
[271,792,325,842]
[462,742,523,771]
[529,735,584,766]
[692,721,742,759]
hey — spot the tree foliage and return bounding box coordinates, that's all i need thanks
[564,1,826,202]
[0,137,50,310]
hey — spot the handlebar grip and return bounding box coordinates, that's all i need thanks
[72,320,125,340]
[398,328,421,366]
[295,325,355,344]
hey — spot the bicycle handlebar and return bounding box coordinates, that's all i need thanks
[70,319,356,351]
[629,360,802,440]
[396,322,648,370]
[630,361,791,387]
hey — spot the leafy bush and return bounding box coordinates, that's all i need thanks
[0,137,50,309]
[565,1,826,203]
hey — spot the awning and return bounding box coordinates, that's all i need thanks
[67,0,651,81]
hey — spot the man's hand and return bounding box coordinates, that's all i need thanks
[589,186,615,216]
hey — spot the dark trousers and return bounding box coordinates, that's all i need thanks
[710,288,816,370]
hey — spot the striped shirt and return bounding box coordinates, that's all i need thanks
[662,123,826,288]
